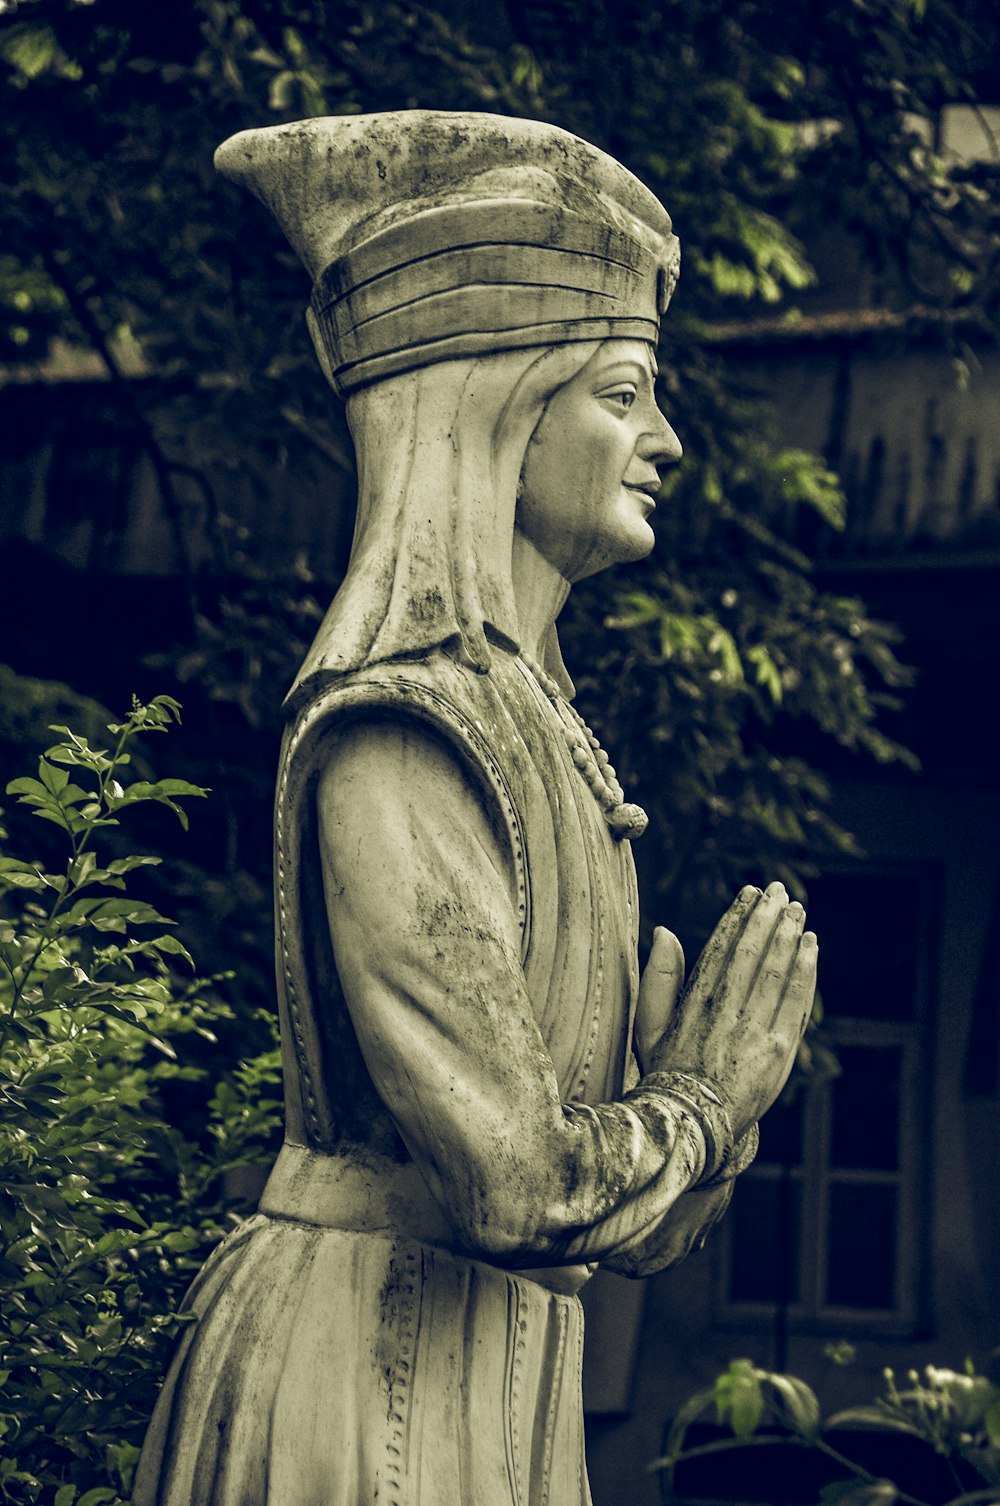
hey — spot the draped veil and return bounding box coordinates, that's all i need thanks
[285,339,601,711]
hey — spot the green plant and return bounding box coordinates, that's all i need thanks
[0,696,282,1505]
[655,1356,1000,1506]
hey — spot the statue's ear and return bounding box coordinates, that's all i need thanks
[305,306,338,391]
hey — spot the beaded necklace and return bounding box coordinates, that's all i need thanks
[519,653,649,842]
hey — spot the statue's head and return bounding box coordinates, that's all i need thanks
[214,110,680,396]
[215,112,682,694]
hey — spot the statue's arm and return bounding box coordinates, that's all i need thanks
[597,1126,763,1276]
[316,719,728,1269]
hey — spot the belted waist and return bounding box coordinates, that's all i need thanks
[258,1141,596,1297]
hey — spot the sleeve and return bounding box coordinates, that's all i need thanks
[316,717,736,1269]
[600,1125,760,1276]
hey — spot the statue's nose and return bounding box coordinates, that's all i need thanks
[641,413,683,468]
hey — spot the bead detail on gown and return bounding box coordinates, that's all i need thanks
[518,653,648,841]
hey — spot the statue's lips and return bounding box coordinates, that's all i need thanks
[623,481,660,516]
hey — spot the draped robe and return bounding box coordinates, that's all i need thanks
[134,649,732,1506]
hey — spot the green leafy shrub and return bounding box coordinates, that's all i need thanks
[0,697,282,1505]
[656,1356,1000,1506]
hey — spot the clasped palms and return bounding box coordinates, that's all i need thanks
[635,882,817,1140]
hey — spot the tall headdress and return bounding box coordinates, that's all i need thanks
[215,111,679,396]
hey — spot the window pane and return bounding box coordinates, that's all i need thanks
[729,1175,801,1304]
[757,1095,805,1167]
[830,1047,902,1170]
[826,1185,897,1308]
[808,874,921,1020]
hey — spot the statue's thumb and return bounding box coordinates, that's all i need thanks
[635,927,685,1073]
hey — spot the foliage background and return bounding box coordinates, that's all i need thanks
[1,0,998,1500]
[1,699,282,1504]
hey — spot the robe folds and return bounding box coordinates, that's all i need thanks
[134,650,730,1506]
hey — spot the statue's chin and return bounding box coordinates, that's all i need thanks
[627,522,657,562]
[569,523,656,582]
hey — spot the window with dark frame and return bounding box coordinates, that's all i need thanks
[719,868,934,1333]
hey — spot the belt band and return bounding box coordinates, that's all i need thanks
[259,1141,595,1297]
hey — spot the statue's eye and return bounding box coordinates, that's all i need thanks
[599,386,637,412]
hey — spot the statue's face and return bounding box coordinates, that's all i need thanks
[516,338,681,581]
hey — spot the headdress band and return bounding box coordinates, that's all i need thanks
[309,199,679,395]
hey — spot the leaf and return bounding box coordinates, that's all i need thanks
[68,851,98,886]
[247,43,285,68]
[746,645,784,705]
[106,1441,141,1493]
[658,1385,717,1465]
[88,898,171,931]
[707,625,745,683]
[149,934,195,967]
[0,23,57,80]
[985,1393,1000,1448]
[108,778,207,832]
[771,449,846,530]
[37,759,70,796]
[0,862,47,891]
[141,778,208,799]
[715,1359,765,1438]
[106,855,161,875]
[268,69,296,111]
[46,742,113,772]
[154,694,183,717]
[42,964,86,1003]
[6,776,49,799]
[27,805,72,830]
[826,1407,922,1437]
[161,1228,200,1253]
[767,1372,821,1440]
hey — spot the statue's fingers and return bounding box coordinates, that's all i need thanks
[635,927,685,1069]
[639,928,686,1016]
[683,884,760,1002]
[748,902,805,1018]
[715,881,789,1009]
[771,929,818,1033]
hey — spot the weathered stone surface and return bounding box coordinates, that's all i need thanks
[135,110,816,1506]
[214,110,680,397]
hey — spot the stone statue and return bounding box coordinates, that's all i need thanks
[134,111,816,1506]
